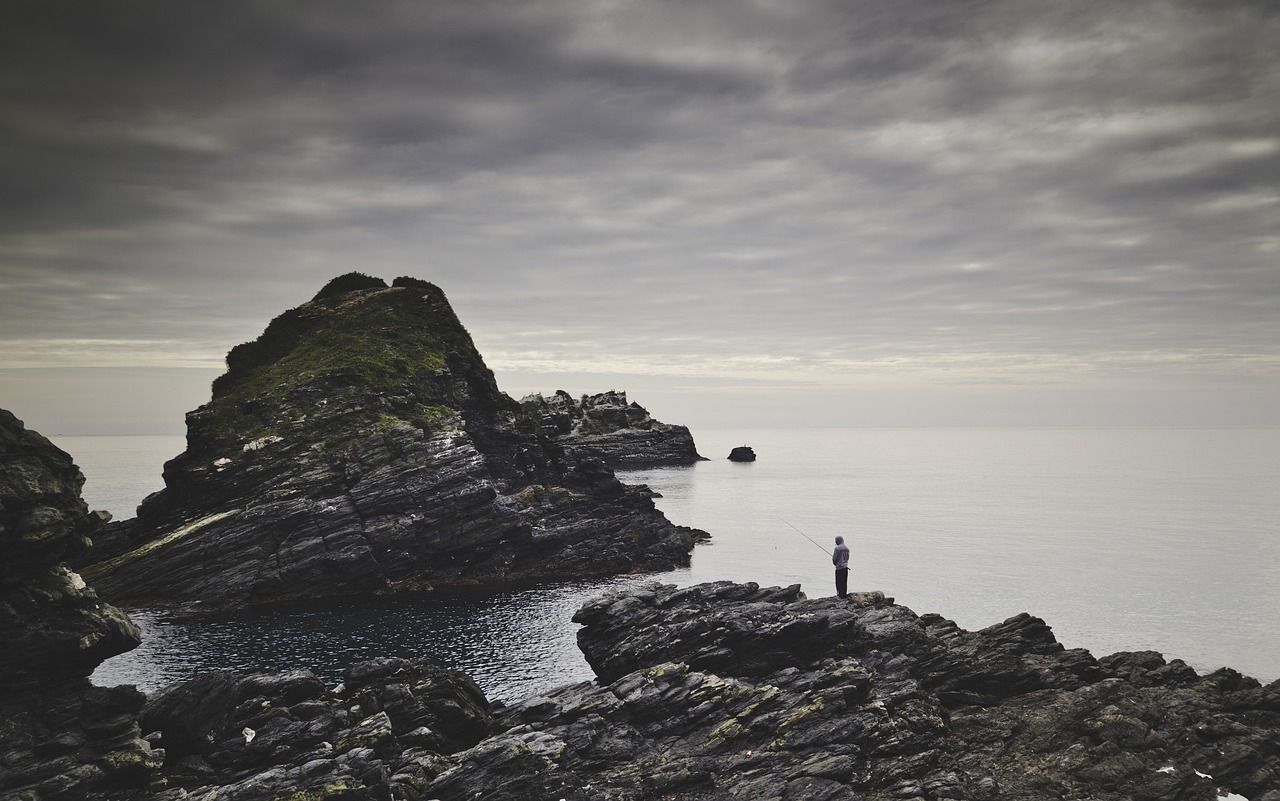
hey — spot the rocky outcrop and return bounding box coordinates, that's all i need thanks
[140,581,1270,800]
[137,657,490,801]
[425,581,1280,800]
[0,409,160,800]
[727,445,756,462]
[520,390,705,468]
[77,275,704,608]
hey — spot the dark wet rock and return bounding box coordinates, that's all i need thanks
[727,445,756,462]
[15,562,1276,800]
[338,657,492,751]
[138,671,243,758]
[138,657,490,800]
[520,390,706,468]
[418,581,1280,801]
[76,275,705,608]
[0,408,160,800]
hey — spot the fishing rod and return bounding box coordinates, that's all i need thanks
[778,518,831,555]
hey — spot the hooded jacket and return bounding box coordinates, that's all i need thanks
[832,536,850,570]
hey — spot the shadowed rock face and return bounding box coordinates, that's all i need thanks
[152,584,1276,800]
[0,409,160,799]
[135,657,493,800]
[422,582,1280,801]
[520,390,706,468]
[76,275,704,608]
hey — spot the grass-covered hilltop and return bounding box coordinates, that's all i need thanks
[78,274,705,607]
[201,273,461,448]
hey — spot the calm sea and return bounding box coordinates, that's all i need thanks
[60,428,1280,702]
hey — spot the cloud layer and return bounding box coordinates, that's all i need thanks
[2,0,1278,428]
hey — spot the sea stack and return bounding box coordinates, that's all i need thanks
[78,274,704,607]
[728,445,756,462]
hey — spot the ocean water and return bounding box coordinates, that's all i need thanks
[59,428,1280,702]
[627,428,1280,685]
[56,434,186,521]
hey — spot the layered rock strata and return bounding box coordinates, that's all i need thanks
[77,275,703,608]
[520,390,706,468]
[431,582,1280,800]
[0,409,160,800]
[119,581,1280,800]
[137,657,491,801]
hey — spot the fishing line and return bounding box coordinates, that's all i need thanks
[778,518,831,555]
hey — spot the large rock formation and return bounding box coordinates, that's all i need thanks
[428,582,1280,801]
[520,390,706,468]
[116,581,1280,800]
[77,274,703,608]
[0,409,161,800]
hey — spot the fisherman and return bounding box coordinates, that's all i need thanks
[832,535,850,598]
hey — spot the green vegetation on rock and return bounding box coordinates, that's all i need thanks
[271,781,363,801]
[202,282,458,445]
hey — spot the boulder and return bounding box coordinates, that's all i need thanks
[76,275,705,608]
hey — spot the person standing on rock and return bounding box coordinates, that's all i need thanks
[832,535,850,598]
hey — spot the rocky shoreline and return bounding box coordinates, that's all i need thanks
[0,409,161,800]
[113,586,1280,800]
[5,407,1280,799]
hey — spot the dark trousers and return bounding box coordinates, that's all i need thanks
[835,567,849,598]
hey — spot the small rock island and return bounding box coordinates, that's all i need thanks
[520,389,706,468]
[76,274,705,608]
[728,445,756,462]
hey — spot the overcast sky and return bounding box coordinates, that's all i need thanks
[2,0,1278,435]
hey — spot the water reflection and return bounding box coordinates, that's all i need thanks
[96,573,674,704]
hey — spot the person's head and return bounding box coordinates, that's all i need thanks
[834,536,844,545]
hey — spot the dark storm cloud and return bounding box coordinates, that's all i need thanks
[1,0,1278,407]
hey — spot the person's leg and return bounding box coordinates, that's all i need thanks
[836,568,848,597]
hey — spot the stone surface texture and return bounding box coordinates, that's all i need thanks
[134,582,1277,800]
[0,409,160,800]
[76,275,703,608]
[136,657,491,801]
[520,389,706,468]
[428,581,1280,801]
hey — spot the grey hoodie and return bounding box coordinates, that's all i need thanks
[832,536,850,570]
